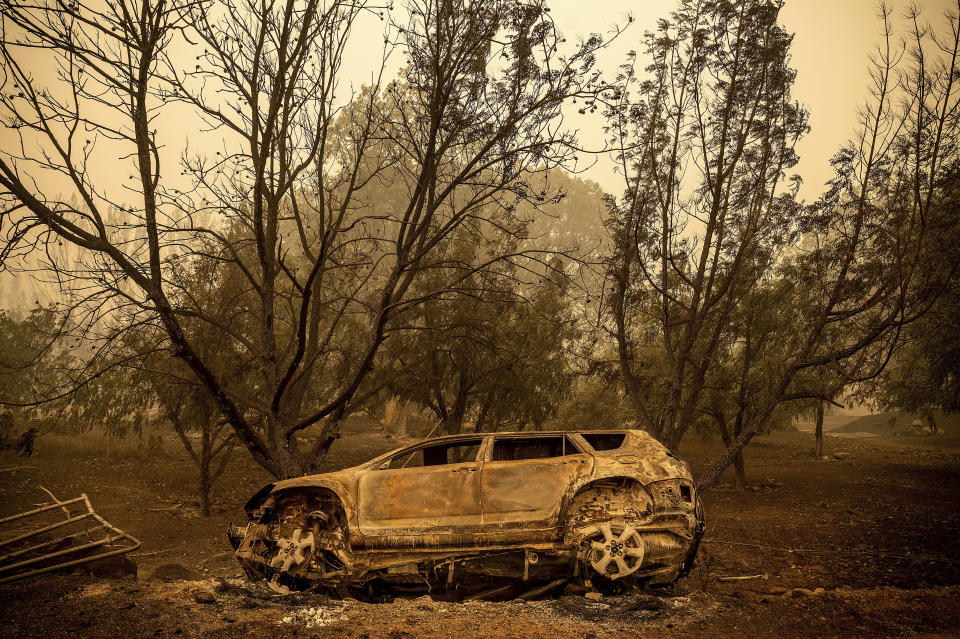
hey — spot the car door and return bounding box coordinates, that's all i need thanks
[479,434,593,536]
[357,437,485,540]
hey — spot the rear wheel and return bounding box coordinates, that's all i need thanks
[563,481,652,585]
[579,521,645,581]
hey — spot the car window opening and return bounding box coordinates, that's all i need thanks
[492,436,580,461]
[387,440,481,469]
[581,432,627,451]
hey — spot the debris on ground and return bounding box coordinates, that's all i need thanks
[0,488,140,584]
[278,601,349,628]
[717,574,767,582]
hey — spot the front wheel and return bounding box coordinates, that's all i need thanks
[265,526,318,593]
[248,490,353,594]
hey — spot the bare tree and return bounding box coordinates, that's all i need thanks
[601,0,959,491]
[0,0,616,477]
[697,2,960,489]
[604,0,807,452]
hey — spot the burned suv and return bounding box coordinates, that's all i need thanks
[229,429,704,594]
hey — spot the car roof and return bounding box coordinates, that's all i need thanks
[359,429,643,468]
[401,429,633,443]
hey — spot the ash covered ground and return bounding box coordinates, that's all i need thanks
[1,418,959,638]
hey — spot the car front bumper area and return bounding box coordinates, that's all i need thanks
[227,520,353,592]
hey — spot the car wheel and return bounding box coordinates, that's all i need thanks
[579,521,645,581]
[265,527,316,593]
[265,492,352,594]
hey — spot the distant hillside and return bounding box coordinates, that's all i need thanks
[793,415,862,433]
[832,412,960,435]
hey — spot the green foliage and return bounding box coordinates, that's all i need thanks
[554,374,634,431]
[0,306,77,428]
[879,296,960,417]
[869,226,960,418]
[377,240,578,433]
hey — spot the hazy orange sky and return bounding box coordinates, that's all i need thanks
[547,0,959,200]
[328,0,959,200]
[1,0,956,308]
[2,0,957,210]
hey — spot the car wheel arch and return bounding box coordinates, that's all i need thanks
[266,483,354,529]
[559,475,651,526]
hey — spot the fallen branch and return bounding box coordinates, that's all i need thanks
[130,545,183,558]
[202,551,235,564]
[466,583,516,601]
[718,574,766,582]
[145,502,185,512]
[37,485,72,521]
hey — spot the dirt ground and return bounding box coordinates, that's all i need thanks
[1,419,959,638]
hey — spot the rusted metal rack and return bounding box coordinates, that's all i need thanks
[0,492,141,584]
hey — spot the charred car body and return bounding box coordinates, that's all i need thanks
[229,429,705,594]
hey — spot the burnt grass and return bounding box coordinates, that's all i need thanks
[0,418,959,638]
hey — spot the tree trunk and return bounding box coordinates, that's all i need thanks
[199,462,211,517]
[396,401,411,437]
[733,450,746,487]
[382,396,409,437]
[698,426,757,492]
[732,411,746,488]
[925,411,938,434]
[815,399,824,458]
[697,391,784,492]
[474,397,492,433]
[713,412,746,488]
[444,374,470,435]
[275,437,307,478]
[662,424,682,453]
